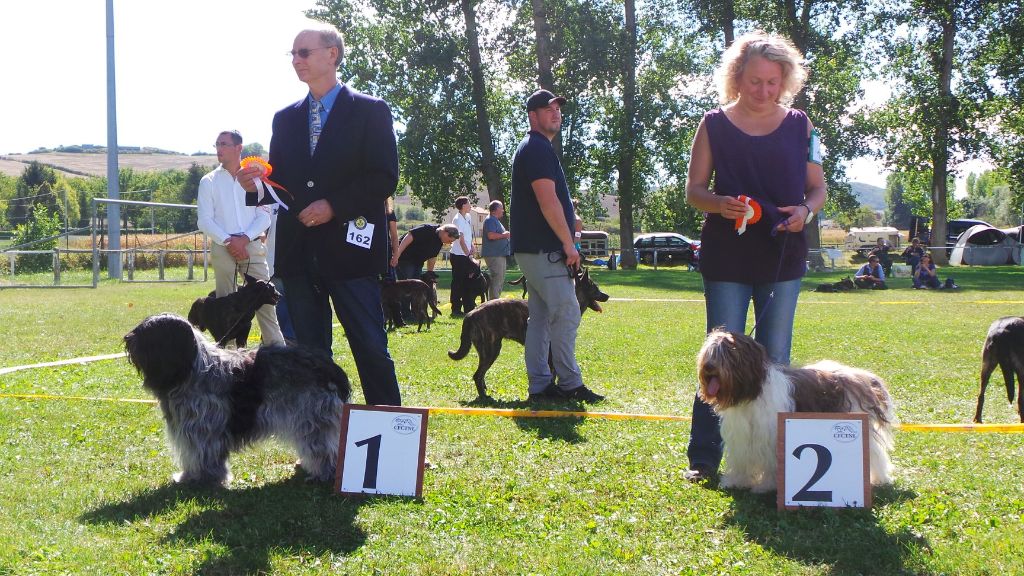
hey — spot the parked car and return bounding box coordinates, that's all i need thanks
[633,232,700,266]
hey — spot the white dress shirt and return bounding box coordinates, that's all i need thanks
[197,165,271,245]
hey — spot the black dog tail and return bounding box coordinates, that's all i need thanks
[448,318,473,361]
[508,275,526,286]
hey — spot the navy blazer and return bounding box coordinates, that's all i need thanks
[266,84,399,280]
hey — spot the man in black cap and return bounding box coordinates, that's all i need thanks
[510,89,605,403]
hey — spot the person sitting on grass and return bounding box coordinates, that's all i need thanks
[912,253,957,289]
[854,254,887,289]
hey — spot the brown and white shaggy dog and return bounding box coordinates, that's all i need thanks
[696,329,896,492]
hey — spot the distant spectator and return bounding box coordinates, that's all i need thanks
[912,253,956,289]
[481,200,510,300]
[901,237,925,270]
[854,254,887,289]
[868,237,893,277]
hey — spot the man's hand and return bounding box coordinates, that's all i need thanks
[236,167,262,193]
[563,243,580,270]
[226,235,249,261]
[298,199,334,227]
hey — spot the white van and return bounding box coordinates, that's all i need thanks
[844,227,901,256]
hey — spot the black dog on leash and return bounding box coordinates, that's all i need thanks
[974,316,1024,423]
[187,274,280,348]
[448,267,608,398]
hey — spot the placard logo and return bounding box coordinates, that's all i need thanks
[392,416,418,435]
[831,422,859,443]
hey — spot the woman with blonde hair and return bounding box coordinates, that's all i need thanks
[683,32,828,483]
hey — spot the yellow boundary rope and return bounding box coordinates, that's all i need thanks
[1,393,1020,432]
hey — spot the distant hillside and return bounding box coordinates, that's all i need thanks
[851,181,886,211]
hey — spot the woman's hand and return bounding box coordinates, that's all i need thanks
[718,196,749,220]
[775,204,809,233]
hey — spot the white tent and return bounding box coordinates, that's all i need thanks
[949,224,1022,266]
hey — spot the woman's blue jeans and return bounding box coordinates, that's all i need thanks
[687,277,802,470]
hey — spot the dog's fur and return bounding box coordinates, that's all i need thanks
[974,316,1024,423]
[448,267,609,397]
[420,270,440,311]
[814,277,855,293]
[187,274,280,348]
[124,313,350,485]
[464,268,490,305]
[697,329,896,492]
[380,278,442,331]
[508,274,528,298]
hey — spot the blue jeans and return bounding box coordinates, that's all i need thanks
[283,274,401,406]
[687,277,802,470]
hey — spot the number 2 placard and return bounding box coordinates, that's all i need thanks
[335,404,429,498]
[777,413,871,510]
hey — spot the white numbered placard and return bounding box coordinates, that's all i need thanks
[346,218,374,250]
[777,413,871,510]
[335,404,428,498]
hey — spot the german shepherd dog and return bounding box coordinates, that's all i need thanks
[448,267,609,398]
[187,274,280,348]
[380,279,442,331]
[974,316,1024,423]
[814,276,855,293]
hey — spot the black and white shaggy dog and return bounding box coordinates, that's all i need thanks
[124,313,350,485]
[974,316,1024,423]
[696,329,896,492]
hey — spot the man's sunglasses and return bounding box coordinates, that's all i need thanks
[288,47,331,59]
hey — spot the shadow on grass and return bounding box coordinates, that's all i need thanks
[460,394,587,443]
[724,484,927,574]
[80,476,372,574]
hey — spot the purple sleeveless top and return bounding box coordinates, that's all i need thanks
[699,108,810,283]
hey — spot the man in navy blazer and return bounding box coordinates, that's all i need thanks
[239,26,401,406]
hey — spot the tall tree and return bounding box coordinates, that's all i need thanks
[872,0,993,263]
[616,0,640,268]
[461,0,505,205]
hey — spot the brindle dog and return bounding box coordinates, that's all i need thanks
[187,274,281,348]
[381,279,442,331]
[448,267,609,398]
[508,274,528,298]
[814,276,855,293]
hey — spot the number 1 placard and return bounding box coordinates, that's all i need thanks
[777,412,871,510]
[335,404,429,498]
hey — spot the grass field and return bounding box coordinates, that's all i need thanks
[1,266,1023,575]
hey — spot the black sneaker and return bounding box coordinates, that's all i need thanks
[684,464,716,483]
[527,383,560,402]
[558,385,605,403]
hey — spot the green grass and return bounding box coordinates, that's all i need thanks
[1,266,1023,575]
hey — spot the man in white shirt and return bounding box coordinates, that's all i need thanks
[197,130,285,345]
[449,195,477,315]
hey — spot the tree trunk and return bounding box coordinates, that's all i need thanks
[782,0,824,269]
[722,0,735,46]
[530,0,555,91]
[461,0,504,205]
[931,10,956,265]
[617,0,639,269]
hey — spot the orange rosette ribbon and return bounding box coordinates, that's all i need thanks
[735,195,762,235]
[240,156,291,209]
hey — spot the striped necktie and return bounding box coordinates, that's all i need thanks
[310,99,323,155]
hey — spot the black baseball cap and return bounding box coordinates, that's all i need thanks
[525,89,567,112]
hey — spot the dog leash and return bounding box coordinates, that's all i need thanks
[747,231,790,339]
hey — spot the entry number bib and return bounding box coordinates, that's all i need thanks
[347,217,374,250]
